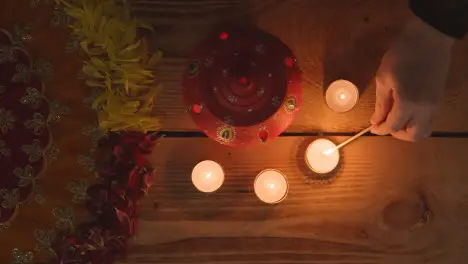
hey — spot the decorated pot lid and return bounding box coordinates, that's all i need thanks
[182,27,301,147]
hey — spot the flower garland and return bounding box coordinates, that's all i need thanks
[43,1,162,263]
[51,131,159,263]
[56,0,161,132]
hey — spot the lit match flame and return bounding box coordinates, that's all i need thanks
[322,148,335,156]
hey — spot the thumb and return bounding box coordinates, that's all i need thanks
[371,78,393,125]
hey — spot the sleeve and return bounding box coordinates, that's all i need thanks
[409,0,468,39]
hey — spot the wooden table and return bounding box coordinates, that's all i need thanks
[123,0,468,263]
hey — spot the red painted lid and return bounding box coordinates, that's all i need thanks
[182,27,302,147]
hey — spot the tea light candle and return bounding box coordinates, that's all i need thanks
[305,139,340,174]
[192,160,224,193]
[326,79,359,113]
[254,169,288,204]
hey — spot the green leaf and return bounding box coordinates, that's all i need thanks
[117,56,141,63]
[148,50,162,67]
[80,40,91,54]
[87,47,105,56]
[91,92,108,109]
[105,75,112,90]
[137,20,154,32]
[121,40,141,53]
[82,63,104,79]
[128,82,149,90]
[90,57,106,71]
[85,79,106,88]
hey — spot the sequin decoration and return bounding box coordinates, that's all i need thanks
[11,248,33,264]
[284,57,295,67]
[20,87,43,109]
[11,24,33,47]
[284,96,297,112]
[24,112,46,135]
[187,61,200,77]
[0,108,17,134]
[219,32,229,40]
[34,229,56,256]
[191,104,202,114]
[52,206,76,231]
[13,165,36,187]
[48,99,70,122]
[11,64,32,84]
[258,128,269,143]
[67,179,89,203]
[217,126,235,143]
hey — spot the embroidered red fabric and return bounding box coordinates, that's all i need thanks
[0,28,51,225]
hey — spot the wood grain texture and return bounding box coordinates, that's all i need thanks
[132,0,468,132]
[120,137,468,264]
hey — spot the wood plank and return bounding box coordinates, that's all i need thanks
[120,137,468,263]
[133,0,468,132]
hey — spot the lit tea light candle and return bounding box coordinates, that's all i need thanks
[325,79,359,113]
[254,169,288,204]
[192,160,224,193]
[305,139,340,174]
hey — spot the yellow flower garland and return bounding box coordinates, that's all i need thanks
[57,0,161,132]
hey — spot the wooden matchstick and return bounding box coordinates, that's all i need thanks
[330,125,372,153]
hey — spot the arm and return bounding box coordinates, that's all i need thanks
[370,0,468,141]
[410,0,468,39]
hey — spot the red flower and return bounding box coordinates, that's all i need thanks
[53,130,159,264]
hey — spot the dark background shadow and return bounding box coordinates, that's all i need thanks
[323,17,400,95]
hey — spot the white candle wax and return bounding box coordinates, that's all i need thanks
[192,160,224,193]
[254,169,288,204]
[325,79,359,113]
[305,139,340,174]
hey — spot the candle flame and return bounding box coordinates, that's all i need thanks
[339,92,346,100]
[204,172,212,179]
[267,183,276,189]
[322,148,335,156]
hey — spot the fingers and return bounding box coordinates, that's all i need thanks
[391,112,434,142]
[371,98,412,135]
[370,79,393,126]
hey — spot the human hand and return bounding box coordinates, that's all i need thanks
[370,17,455,141]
